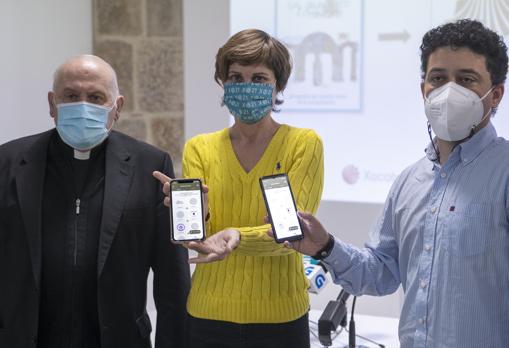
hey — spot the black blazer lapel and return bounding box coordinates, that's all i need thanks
[15,130,53,289]
[97,132,134,277]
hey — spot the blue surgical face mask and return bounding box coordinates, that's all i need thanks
[56,101,116,151]
[223,82,274,124]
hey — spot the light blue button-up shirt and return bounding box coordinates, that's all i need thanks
[323,123,509,347]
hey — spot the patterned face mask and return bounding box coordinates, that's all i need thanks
[223,82,274,124]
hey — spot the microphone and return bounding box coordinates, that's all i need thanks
[303,256,330,294]
[318,289,350,346]
[318,289,386,348]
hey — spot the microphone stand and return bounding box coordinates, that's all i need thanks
[343,296,386,348]
[344,296,370,348]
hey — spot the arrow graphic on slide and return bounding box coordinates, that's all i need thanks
[378,30,410,42]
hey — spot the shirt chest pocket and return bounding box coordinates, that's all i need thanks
[444,203,492,256]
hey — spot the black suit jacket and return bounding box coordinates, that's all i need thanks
[0,129,190,348]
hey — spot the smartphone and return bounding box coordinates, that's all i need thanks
[259,174,304,243]
[169,178,206,242]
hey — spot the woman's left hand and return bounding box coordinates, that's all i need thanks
[186,229,240,264]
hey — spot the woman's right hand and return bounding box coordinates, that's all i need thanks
[152,170,210,220]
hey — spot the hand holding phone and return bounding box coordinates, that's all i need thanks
[170,179,206,242]
[260,174,304,243]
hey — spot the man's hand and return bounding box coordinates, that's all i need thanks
[186,229,240,264]
[267,211,331,256]
[152,171,173,207]
[152,171,209,220]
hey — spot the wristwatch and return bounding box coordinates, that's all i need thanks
[312,233,335,260]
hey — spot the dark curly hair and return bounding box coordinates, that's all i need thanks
[420,19,508,85]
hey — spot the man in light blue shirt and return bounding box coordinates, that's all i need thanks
[280,20,509,347]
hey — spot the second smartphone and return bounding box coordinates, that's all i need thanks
[169,178,206,242]
[260,173,304,243]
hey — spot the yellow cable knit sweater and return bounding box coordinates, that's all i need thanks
[183,124,324,324]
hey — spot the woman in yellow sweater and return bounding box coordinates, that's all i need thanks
[155,29,323,348]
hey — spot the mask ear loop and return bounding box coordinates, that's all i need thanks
[107,119,116,132]
[271,84,280,113]
[106,99,118,132]
[469,86,495,136]
[427,121,440,163]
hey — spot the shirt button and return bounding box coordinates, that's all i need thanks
[420,281,427,289]
[440,172,447,178]
[424,244,432,252]
[419,318,425,325]
[430,207,437,214]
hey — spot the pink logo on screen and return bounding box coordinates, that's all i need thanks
[342,165,360,185]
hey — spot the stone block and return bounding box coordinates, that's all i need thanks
[146,0,182,37]
[137,40,183,112]
[172,160,182,178]
[151,116,183,161]
[94,40,134,111]
[115,117,147,141]
[96,0,142,36]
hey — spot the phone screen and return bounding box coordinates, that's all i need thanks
[170,179,205,242]
[260,174,303,242]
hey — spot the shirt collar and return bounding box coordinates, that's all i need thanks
[456,122,497,164]
[424,138,439,163]
[424,122,497,167]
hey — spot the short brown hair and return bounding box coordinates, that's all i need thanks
[215,29,292,105]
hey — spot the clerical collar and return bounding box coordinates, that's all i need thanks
[74,149,91,160]
[53,131,107,161]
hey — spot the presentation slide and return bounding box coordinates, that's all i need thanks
[231,0,509,203]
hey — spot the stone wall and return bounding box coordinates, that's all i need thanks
[93,0,184,174]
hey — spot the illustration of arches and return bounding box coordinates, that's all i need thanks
[291,32,358,86]
[334,41,358,82]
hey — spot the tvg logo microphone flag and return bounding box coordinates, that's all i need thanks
[315,273,327,288]
[305,264,330,294]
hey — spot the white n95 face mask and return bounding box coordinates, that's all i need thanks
[424,82,493,141]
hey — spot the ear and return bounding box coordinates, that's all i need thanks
[48,92,57,119]
[420,82,425,99]
[491,84,505,108]
[113,95,124,121]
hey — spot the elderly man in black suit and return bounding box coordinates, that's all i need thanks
[0,55,190,348]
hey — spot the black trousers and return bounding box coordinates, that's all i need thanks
[186,313,310,348]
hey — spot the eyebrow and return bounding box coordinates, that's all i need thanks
[228,70,270,76]
[61,88,107,96]
[456,69,482,77]
[61,87,79,94]
[427,67,482,77]
[427,68,447,74]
